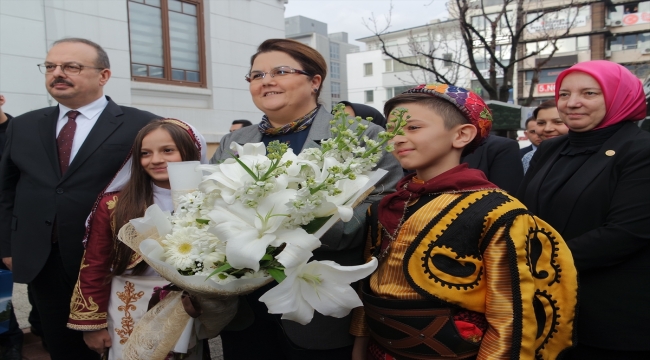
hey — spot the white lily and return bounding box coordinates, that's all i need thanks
[297,157,369,222]
[275,243,314,269]
[258,258,378,325]
[129,204,172,237]
[207,190,319,271]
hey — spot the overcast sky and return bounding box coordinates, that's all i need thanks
[284,0,451,49]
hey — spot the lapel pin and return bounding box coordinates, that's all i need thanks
[605,150,615,156]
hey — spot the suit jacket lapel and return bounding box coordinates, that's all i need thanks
[61,99,124,182]
[523,139,566,214]
[302,107,333,151]
[38,107,62,178]
[546,123,638,233]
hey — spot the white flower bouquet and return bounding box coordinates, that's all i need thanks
[119,105,408,338]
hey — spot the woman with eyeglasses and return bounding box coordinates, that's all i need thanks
[210,39,403,360]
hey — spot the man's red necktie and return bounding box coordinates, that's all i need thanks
[57,110,79,174]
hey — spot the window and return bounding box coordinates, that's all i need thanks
[385,85,414,99]
[608,32,650,51]
[128,0,205,86]
[385,59,393,72]
[526,37,589,56]
[331,82,340,99]
[365,90,374,103]
[331,62,340,79]
[330,43,340,60]
[625,63,650,79]
[471,12,514,36]
[364,63,373,76]
[624,34,638,50]
[523,67,569,87]
[443,53,453,67]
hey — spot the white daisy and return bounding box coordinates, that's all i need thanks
[162,228,201,271]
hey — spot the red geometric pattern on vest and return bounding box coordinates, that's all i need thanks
[57,110,79,174]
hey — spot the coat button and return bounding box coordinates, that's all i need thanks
[45,221,52,226]
[56,188,64,194]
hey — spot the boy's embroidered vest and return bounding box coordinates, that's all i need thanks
[363,190,577,360]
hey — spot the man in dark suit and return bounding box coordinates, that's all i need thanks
[519,116,541,158]
[0,38,157,359]
[461,135,524,194]
[0,95,22,360]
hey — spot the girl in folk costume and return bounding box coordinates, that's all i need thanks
[350,85,578,360]
[67,119,207,359]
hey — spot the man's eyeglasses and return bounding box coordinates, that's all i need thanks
[245,66,311,82]
[38,63,105,75]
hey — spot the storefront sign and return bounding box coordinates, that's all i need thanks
[537,83,555,94]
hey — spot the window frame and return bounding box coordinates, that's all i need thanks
[127,0,207,88]
[330,43,340,60]
[331,61,340,79]
[364,62,373,76]
[331,81,341,99]
[365,89,374,103]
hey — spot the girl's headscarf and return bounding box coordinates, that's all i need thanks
[554,60,647,130]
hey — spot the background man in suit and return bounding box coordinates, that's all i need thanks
[461,134,524,194]
[0,38,157,359]
[0,94,22,360]
[520,116,542,158]
[229,119,253,132]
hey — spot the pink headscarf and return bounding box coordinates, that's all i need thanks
[554,60,647,130]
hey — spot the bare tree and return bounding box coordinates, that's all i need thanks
[367,0,591,105]
[364,5,468,87]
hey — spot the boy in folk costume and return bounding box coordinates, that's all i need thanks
[350,84,578,360]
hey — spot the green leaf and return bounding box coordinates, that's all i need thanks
[206,263,232,280]
[195,218,210,225]
[267,268,286,283]
[228,150,259,181]
[301,215,333,234]
[261,253,273,261]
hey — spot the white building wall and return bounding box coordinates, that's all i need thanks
[0,0,286,144]
[0,0,49,113]
[347,21,470,114]
[347,50,385,113]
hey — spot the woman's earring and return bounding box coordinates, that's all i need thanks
[313,88,318,93]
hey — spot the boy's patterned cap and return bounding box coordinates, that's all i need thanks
[404,83,493,151]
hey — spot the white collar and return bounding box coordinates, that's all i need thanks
[58,95,109,121]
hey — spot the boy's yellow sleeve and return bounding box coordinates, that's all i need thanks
[478,213,577,360]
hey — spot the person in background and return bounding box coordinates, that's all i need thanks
[0,38,157,359]
[351,84,578,360]
[0,94,23,360]
[518,60,650,359]
[336,101,387,129]
[211,38,402,360]
[519,116,541,158]
[229,119,252,132]
[522,100,562,173]
[461,133,523,194]
[533,99,567,141]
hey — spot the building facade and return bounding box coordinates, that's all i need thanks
[347,19,468,113]
[285,15,359,111]
[516,0,650,105]
[0,0,287,151]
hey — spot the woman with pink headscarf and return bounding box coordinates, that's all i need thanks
[517,60,650,359]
